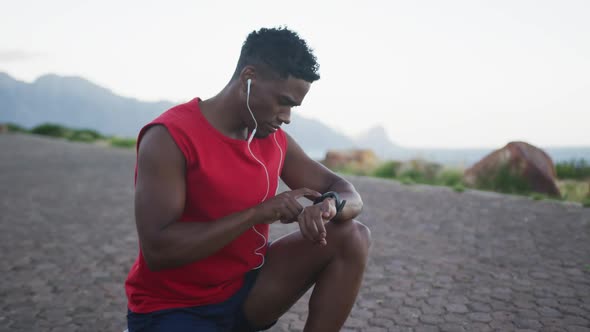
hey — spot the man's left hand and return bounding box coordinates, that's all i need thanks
[282,198,337,246]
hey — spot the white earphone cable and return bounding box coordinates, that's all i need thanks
[273,133,283,195]
[246,79,283,270]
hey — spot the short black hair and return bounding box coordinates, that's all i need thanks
[233,27,320,82]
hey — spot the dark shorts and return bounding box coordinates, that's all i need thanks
[127,268,276,332]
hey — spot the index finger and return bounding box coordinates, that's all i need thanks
[290,187,321,199]
[316,205,327,235]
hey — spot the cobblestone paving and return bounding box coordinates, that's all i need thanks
[1,133,589,332]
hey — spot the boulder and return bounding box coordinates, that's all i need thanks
[464,141,560,196]
[322,149,379,174]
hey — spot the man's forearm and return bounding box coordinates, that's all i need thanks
[327,178,363,222]
[143,207,265,271]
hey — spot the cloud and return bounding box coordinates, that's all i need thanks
[0,50,43,62]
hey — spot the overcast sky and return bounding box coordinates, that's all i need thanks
[1,0,589,148]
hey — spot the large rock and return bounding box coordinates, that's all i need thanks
[465,141,560,196]
[322,149,379,174]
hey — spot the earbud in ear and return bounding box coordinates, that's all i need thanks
[246,78,252,99]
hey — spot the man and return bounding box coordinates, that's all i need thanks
[125,27,371,332]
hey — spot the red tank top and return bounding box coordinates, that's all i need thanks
[125,97,287,313]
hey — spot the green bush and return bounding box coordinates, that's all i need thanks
[371,161,466,188]
[68,129,103,142]
[5,123,29,133]
[31,123,70,138]
[399,169,426,184]
[453,183,465,193]
[31,123,106,143]
[436,169,464,187]
[400,177,415,185]
[110,137,136,148]
[556,159,590,180]
[372,161,400,179]
[530,193,546,201]
[394,160,442,185]
[583,197,590,208]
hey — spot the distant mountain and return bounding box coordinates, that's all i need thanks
[1,72,588,165]
[355,126,406,158]
[0,72,356,158]
[0,72,172,137]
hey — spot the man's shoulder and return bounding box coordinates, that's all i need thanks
[144,98,201,134]
[138,98,201,154]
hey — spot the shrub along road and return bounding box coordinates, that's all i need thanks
[1,133,589,331]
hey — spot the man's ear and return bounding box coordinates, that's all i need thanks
[240,66,256,92]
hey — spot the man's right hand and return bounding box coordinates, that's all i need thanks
[254,188,321,225]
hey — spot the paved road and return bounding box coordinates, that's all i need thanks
[1,133,589,332]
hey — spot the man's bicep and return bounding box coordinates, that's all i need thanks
[134,125,186,243]
[280,132,340,193]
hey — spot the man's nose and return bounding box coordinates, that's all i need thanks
[279,109,291,125]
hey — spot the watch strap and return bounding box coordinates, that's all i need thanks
[313,191,347,215]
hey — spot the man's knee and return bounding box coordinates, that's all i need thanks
[354,220,372,247]
[329,219,372,258]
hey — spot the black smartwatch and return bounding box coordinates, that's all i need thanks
[313,191,346,217]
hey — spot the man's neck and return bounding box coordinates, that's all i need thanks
[200,84,249,141]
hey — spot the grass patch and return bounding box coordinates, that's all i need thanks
[67,129,103,142]
[558,180,589,203]
[370,161,467,189]
[453,183,465,193]
[6,122,139,151]
[530,193,546,201]
[399,169,426,184]
[30,123,104,143]
[372,161,400,179]
[109,137,136,149]
[400,177,415,185]
[436,169,464,187]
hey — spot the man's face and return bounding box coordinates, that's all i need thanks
[247,76,311,138]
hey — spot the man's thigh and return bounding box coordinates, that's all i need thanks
[241,221,346,327]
